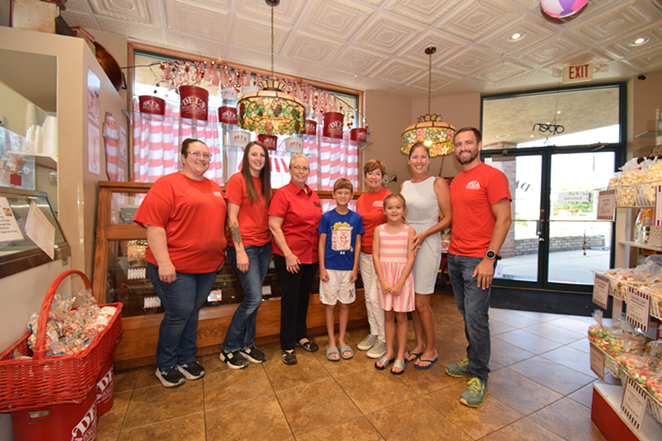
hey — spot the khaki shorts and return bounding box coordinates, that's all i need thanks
[319,270,356,306]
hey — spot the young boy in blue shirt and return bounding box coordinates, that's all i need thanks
[318,178,364,361]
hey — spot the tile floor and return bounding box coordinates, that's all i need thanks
[98,294,610,441]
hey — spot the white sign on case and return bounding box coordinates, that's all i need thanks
[620,375,648,431]
[597,189,616,221]
[592,274,609,309]
[625,286,650,333]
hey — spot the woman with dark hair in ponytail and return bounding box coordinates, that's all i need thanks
[220,141,273,369]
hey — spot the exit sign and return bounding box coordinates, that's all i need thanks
[563,63,593,83]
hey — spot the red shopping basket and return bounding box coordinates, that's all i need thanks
[0,270,123,413]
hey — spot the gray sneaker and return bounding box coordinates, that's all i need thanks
[357,334,378,351]
[446,357,470,377]
[460,377,489,408]
[366,340,387,359]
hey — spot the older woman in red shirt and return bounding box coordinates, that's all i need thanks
[269,154,322,365]
[134,138,227,388]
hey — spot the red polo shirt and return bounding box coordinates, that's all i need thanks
[268,181,322,264]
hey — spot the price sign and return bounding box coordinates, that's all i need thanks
[620,375,648,430]
[597,189,616,221]
[262,285,272,296]
[144,296,161,309]
[589,343,605,381]
[592,274,610,309]
[655,185,662,226]
[207,290,222,302]
[127,267,146,280]
[626,286,650,332]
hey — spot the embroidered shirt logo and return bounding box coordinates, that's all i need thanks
[466,180,481,190]
[372,200,384,207]
[213,191,223,197]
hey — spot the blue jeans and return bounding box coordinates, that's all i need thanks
[147,262,217,369]
[447,254,493,381]
[222,244,272,352]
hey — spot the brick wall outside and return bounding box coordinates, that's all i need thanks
[514,235,606,256]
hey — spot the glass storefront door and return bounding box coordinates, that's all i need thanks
[484,149,615,292]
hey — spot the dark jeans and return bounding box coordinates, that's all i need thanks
[273,254,319,351]
[223,244,272,352]
[147,262,217,369]
[447,254,492,381]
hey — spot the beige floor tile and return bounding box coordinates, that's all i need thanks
[263,350,330,392]
[313,341,376,377]
[491,310,543,328]
[197,352,226,375]
[489,368,562,415]
[277,378,361,437]
[98,390,132,435]
[490,320,517,336]
[296,416,384,441]
[495,329,563,355]
[133,365,163,389]
[522,322,585,345]
[205,394,293,441]
[509,356,595,395]
[114,369,139,393]
[510,311,566,322]
[424,382,523,439]
[367,397,472,441]
[530,398,607,441]
[480,417,564,440]
[257,340,287,364]
[398,357,460,395]
[336,368,417,414]
[490,338,535,366]
[567,382,595,408]
[122,381,203,430]
[567,338,591,354]
[204,364,273,410]
[540,345,598,378]
[118,413,205,441]
[546,317,592,335]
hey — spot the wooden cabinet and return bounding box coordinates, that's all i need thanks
[93,181,367,369]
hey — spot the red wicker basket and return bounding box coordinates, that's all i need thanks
[0,270,123,412]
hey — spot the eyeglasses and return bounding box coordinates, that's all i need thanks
[291,166,309,172]
[188,151,211,159]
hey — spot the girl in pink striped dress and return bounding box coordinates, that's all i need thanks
[372,194,416,375]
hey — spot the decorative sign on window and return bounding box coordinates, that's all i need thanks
[207,290,222,302]
[262,286,272,296]
[127,267,146,280]
[144,296,161,309]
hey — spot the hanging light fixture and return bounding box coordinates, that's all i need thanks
[401,47,455,157]
[237,0,306,135]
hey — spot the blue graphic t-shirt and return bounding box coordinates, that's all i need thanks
[317,209,364,271]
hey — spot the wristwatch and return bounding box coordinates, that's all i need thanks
[485,250,497,260]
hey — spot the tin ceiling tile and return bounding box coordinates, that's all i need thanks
[61,10,99,30]
[233,0,306,26]
[441,46,502,76]
[165,32,225,59]
[357,77,403,93]
[360,0,387,5]
[276,57,326,79]
[353,12,425,54]
[333,46,389,75]
[96,16,164,43]
[164,1,230,40]
[474,60,530,83]
[298,0,374,40]
[571,0,662,44]
[514,33,589,68]
[626,46,662,70]
[390,86,429,98]
[371,58,426,84]
[65,0,90,12]
[397,30,466,65]
[602,24,662,59]
[435,0,522,42]
[384,0,463,26]
[87,0,156,24]
[438,77,486,94]
[410,71,460,92]
[228,13,291,54]
[317,68,367,88]
[478,14,559,55]
[283,31,344,65]
[225,45,273,71]
[546,48,613,70]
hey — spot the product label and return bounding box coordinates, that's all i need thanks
[96,365,114,403]
[128,267,146,280]
[326,120,343,137]
[597,189,616,221]
[620,375,648,430]
[262,285,271,296]
[589,343,605,381]
[592,274,610,309]
[626,286,650,332]
[207,290,222,302]
[70,401,97,441]
[144,296,161,309]
[141,99,162,113]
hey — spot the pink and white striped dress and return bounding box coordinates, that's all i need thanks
[376,224,415,312]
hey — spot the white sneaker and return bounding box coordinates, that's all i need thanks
[357,334,378,351]
[367,340,387,359]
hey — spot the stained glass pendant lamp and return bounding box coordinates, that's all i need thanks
[401,47,456,157]
[237,0,306,135]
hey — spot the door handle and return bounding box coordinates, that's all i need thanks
[537,220,545,242]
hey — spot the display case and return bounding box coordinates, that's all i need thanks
[93,181,366,369]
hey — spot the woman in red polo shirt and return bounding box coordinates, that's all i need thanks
[356,159,391,359]
[220,141,272,370]
[268,154,322,365]
[134,139,227,388]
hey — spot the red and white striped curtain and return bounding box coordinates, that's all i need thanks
[131,101,222,185]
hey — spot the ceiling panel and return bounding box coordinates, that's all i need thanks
[57,0,662,99]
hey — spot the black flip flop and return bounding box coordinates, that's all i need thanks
[295,340,319,352]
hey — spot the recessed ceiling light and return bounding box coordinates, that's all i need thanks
[630,37,650,46]
[557,111,561,114]
[496,134,510,138]
[508,32,525,41]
